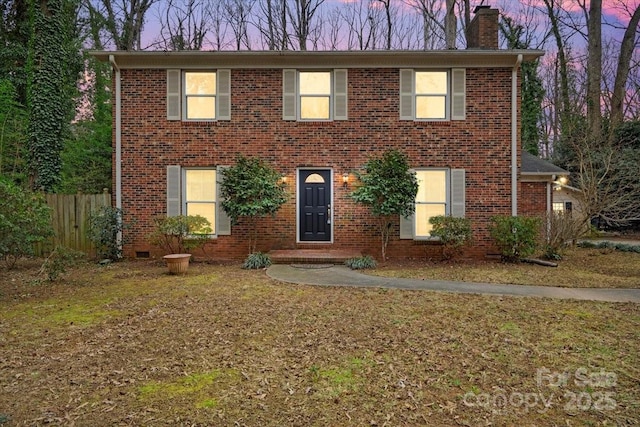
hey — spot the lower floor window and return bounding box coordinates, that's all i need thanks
[400,168,465,240]
[184,168,216,234]
[415,169,448,237]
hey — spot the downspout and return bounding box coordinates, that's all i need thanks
[511,54,523,216]
[547,176,553,242]
[109,55,121,213]
[547,177,553,215]
[109,55,122,252]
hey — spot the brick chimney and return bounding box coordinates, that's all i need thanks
[466,5,499,49]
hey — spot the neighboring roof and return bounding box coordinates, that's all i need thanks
[521,151,569,176]
[90,49,544,70]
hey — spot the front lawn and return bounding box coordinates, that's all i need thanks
[374,247,640,288]
[0,258,638,425]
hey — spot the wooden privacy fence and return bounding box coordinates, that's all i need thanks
[35,191,112,257]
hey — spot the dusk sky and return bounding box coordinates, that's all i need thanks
[135,0,640,52]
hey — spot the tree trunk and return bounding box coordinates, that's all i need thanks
[586,0,602,141]
[445,0,456,49]
[543,0,572,138]
[609,5,640,140]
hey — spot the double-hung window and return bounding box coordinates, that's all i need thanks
[415,170,448,236]
[400,69,465,121]
[283,69,348,121]
[400,168,466,240]
[184,169,216,233]
[184,72,217,120]
[166,165,232,236]
[166,69,231,121]
[299,71,331,120]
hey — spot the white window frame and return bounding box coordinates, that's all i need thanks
[400,68,465,121]
[283,69,348,121]
[298,70,332,121]
[414,70,450,121]
[182,167,217,236]
[414,168,450,240]
[400,168,465,241]
[183,71,217,121]
[167,69,231,122]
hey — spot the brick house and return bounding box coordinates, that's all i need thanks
[519,151,570,217]
[93,6,558,261]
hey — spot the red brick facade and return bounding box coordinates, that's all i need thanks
[113,63,527,261]
[519,182,548,216]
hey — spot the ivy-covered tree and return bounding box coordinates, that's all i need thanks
[350,149,418,261]
[26,0,82,191]
[499,15,544,155]
[0,0,30,105]
[220,155,288,254]
[0,79,28,184]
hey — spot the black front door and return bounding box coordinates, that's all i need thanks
[299,170,331,242]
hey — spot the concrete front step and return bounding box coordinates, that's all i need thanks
[269,249,362,264]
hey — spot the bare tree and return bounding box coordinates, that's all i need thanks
[375,0,392,49]
[393,7,422,49]
[287,0,325,50]
[209,0,231,50]
[569,134,640,227]
[585,0,602,140]
[404,0,445,49]
[340,0,380,50]
[444,0,456,49]
[155,0,208,50]
[223,0,254,50]
[84,0,160,50]
[609,3,640,139]
[318,7,343,50]
[254,0,288,50]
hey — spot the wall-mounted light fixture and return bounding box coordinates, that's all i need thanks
[342,173,349,188]
[280,174,288,185]
[552,175,568,191]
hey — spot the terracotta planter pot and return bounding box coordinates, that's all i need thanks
[163,254,191,274]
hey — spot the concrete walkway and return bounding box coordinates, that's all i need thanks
[267,264,640,303]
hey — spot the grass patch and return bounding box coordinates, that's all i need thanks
[373,247,640,288]
[139,370,222,399]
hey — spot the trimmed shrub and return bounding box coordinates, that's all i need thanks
[345,255,377,270]
[88,206,133,261]
[489,215,541,262]
[242,252,272,269]
[428,216,473,260]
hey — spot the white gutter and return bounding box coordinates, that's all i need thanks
[109,55,122,213]
[511,54,523,216]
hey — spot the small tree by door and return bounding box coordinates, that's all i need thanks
[350,149,418,261]
[220,155,288,254]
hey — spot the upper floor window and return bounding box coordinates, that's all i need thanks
[415,71,448,120]
[283,69,348,121]
[166,69,231,121]
[184,72,216,120]
[400,69,465,121]
[299,71,331,120]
